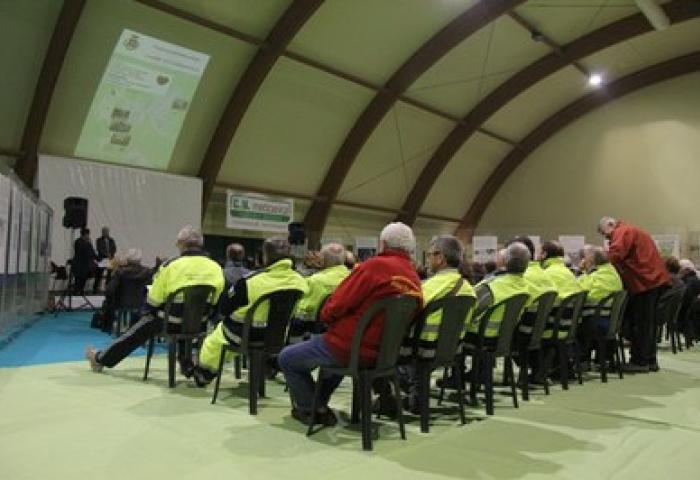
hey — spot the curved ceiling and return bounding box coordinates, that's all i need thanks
[3,0,700,244]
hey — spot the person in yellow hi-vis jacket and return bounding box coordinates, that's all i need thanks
[576,245,623,367]
[193,237,308,386]
[85,226,224,375]
[288,243,350,344]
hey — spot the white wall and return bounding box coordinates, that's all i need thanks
[37,155,202,266]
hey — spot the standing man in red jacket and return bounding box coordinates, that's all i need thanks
[598,217,670,372]
[278,222,423,426]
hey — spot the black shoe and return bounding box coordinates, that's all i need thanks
[649,362,660,372]
[192,366,215,387]
[436,374,465,390]
[622,363,650,373]
[291,408,337,426]
[372,397,398,419]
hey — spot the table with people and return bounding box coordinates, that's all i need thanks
[82,217,700,442]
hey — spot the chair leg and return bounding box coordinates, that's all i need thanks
[234,355,241,379]
[558,344,569,391]
[168,340,176,388]
[437,368,448,406]
[618,334,627,366]
[454,362,467,426]
[418,363,431,433]
[249,352,259,415]
[614,347,624,380]
[507,357,518,409]
[484,354,494,416]
[538,348,550,396]
[470,353,480,407]
[391,375,406,441]
[350,377,360,424]
[361,376,373,451]
[522,349,530,401]
[573,342,583,385]
[677,327,683,352]
[306,368,324,437]
[143,337,155,381]
[258,353,266,399]
[670,325,677,354]
[599,339,608,383]
[211,346,227,404]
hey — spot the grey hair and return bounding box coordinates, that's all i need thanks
[320,243,346,267]
[504,242,531,274]
[176,225,204,248]
[125,248,142,264]
[430,235,463,268]
[263,236,290,265]
[583,244,608,266]
[380,222,416,254]
[599,216,617,230]
[679,259,696,271]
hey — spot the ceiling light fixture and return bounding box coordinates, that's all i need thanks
[588,73,603,87]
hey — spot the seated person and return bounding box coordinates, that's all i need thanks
[85,226,225,374]
[679,259,700,342]
[99,249,152,333]
[193,237,309,385]
[400,235,475,407]
[441,242,532,388]
[278,222,423,426]
[223,243,250,288]
[288,243,350,343]
[576,245,623,365]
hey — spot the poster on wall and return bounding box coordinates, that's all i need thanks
[652,234,680,258]
[526,235,541,260]
[472,235,498,263]
[225,190,293,233]
[558,235,585,266]
[0,175,9,275]
[75,29,210,170]
[19,194,32,274]
[355,236,378,261]
[8,186,20,274]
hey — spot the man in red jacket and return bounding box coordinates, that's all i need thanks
[279,222,423,426]
[598,217,670,372]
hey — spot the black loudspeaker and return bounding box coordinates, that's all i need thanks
[63,197,88,229]
[288,222,306,245]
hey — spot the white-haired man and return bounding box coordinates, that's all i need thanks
[288,243,351,343]
[279,222,423,426]
[678,259,700,345]
[85,226,225,374]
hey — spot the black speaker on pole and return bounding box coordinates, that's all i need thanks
[63,197,88,229]
[288,222,306,245]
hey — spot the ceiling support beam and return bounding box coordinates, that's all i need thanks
[15,0,86,187]
[395,0,700,226]
[302,0,526,249]
[197,0,324,214]
[456,51,700,242]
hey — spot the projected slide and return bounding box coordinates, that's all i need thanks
[75,29,209,169]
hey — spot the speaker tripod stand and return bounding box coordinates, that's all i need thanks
[54,228,96,315]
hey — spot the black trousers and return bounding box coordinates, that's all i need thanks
[96,314,191,369]
[627,286,664,366]
[73,275,88,295]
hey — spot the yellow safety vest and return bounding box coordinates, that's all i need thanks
[468,273,531,338]
[296,264,350,321]
[420,269,476,342]
[542,257,584,339]
[579,263,623,315]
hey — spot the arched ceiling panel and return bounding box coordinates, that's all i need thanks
[41,0,255,175]
[481,65,588,140]
[420,134,510,219]
[159,0,291,38]
[0,0,62,152]
[407,14,551,118]
[336,102,454,208]
[516,0,641,44]
[217,57,374,195]
[288,0,478,85]
[582,17,700,81]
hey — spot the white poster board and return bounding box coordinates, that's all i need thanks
[527,235,541,260]
[559,235,585,265]
[75,29,210,170]
[8,185,20,274]
[37,155,202,266]
[19,194,32,273]
[473,235,498,263]
[652,234,680,258]
[0,175,9,274]
[226,190,293,233]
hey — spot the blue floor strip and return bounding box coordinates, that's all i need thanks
[0,312,161,368]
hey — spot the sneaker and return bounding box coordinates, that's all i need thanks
[85,346,104,373]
